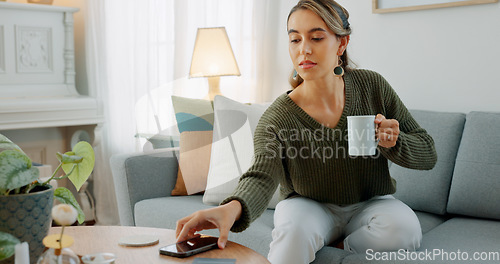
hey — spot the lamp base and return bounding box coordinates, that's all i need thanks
[205,76,221,101]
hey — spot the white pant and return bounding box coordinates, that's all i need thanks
[267,195,422,264]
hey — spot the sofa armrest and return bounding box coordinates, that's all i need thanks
[110,148,179,226]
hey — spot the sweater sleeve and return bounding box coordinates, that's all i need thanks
[220,118,282,232]
[375,73,437,170]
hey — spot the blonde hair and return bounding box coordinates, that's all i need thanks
[287,0,352,88]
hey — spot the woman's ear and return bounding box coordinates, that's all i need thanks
[337,35,350,55]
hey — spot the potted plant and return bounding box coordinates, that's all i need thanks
[0,134,95,264]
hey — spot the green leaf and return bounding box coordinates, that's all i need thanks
[62,141,95,191]
[0,231,20,260]
[56,152,83,164]
[0,134,23,153]
[54,187,85,224]
[0,134,30,168]
[0,150,39,192]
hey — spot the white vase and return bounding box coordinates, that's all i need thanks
[37,248,79,264]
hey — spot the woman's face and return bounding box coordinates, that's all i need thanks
[288,9,346,82]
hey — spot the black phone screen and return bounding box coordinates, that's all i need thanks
[159,235,219,258]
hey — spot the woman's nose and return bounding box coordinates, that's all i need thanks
[300,41,312,55]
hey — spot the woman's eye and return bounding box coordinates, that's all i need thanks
[312,37,323,42]
[290,39,300,43]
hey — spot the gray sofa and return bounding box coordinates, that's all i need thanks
[110,110,500,263]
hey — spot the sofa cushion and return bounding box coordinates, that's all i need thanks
[419,217,500,263]
[124,150,179,218]
[414,211,448,234]
[341,217,500,264]
[134,195,275,257]
[135,195,212,229]
[175,131,213,195]
[203,95,280,208]
[447,112,500,220]
[171,96,214,196]
[391,110,465,215]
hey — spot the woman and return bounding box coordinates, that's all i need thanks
[176,0,437,263]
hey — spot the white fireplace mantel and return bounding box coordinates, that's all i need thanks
[0,2,103,131]
[0,95,103,130]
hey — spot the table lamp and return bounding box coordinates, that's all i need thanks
[189,27,240,100]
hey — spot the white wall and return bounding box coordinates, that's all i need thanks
[272,0,500,113]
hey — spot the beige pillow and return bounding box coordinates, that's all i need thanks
[171,131,213,195]
[170,96,214,196]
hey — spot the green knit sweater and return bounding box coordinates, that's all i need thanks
[221,69,437,232]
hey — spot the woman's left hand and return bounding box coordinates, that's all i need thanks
[375,114,399,148]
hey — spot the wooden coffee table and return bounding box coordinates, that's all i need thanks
[48,226,270,264]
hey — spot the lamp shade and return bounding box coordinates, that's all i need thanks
[189,27,240,78]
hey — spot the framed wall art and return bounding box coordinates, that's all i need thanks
[372,0,498,13]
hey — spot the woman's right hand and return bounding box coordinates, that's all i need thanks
[175,200,242,249]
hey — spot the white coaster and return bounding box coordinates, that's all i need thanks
[118,234,160,247]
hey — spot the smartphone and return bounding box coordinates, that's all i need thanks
[159,235,219,258]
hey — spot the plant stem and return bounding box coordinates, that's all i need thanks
[52,164,77,180]
[24,183,36,194]
[58,225,65,251]
[42,163,63,185]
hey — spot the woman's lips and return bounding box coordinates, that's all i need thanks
[299,60,317,69]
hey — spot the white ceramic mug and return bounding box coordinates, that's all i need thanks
[347,115,377,156]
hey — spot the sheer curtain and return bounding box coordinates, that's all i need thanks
[86,0,284,225]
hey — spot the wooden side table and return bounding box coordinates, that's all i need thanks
[49,226,270,264]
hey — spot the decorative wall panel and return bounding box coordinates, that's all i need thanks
[16,26,53,73]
